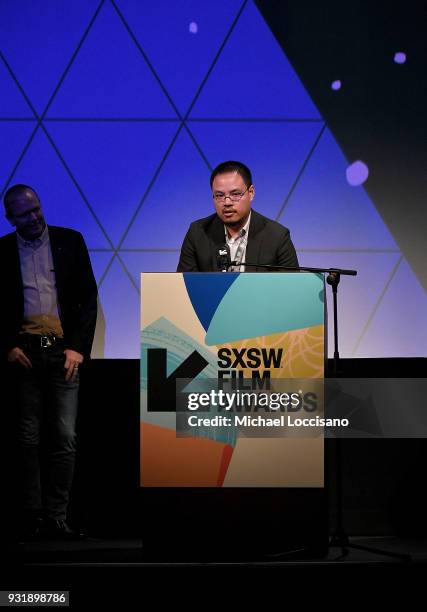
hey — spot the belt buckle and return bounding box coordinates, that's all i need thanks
[40,335,54,348]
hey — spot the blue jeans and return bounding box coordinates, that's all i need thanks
[15,341,79,521]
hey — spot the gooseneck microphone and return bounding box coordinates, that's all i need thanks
[216,244,231,272]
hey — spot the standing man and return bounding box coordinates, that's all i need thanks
[0,184,98,540]
[177,160,299,272]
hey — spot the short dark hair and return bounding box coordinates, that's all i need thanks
[3,184,40,213]
[210,161,253,189]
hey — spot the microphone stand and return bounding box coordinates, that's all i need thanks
[227,262,357,276]
[227,261,411,562]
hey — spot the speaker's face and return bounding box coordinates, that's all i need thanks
[212,171,254,232]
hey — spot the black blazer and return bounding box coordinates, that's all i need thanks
[0,225,98,359]
[177,209,299,272]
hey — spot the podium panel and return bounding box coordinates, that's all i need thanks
[141,272,325,487]
[140,272,327,556]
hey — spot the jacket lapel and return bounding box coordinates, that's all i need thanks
[48,226,66,286]
[9,233,24,303]
[208,215,227,271]
[245,210,265,271]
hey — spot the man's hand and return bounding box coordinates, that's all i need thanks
[7,347,32,369]
[64,349,84,382]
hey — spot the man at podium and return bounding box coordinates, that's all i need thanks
[177,160,299,272]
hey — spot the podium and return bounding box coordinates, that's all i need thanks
[140,273,328,558]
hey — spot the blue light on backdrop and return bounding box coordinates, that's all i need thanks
[1,0,426,357]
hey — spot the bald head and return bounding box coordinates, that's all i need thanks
[4,184,40,212]
[3,184,46,241]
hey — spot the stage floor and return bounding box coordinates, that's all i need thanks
[5,535,427,566]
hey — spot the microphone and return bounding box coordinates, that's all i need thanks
[216,244,231,272]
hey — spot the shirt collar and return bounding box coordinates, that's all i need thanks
[224,211,251,242]
[17,225,49,250]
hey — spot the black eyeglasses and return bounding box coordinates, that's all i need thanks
[213,185,251,203]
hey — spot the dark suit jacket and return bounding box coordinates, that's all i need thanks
[0,225,98,359]
[177,209,299,272]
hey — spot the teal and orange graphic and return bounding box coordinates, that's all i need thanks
[140,272,325,487]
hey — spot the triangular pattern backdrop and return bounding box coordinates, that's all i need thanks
[0,0,425,357]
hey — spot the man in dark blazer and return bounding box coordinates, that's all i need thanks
[177,160,299,272]
[0,184,97,540]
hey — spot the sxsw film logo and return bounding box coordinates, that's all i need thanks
[146,346,286,412]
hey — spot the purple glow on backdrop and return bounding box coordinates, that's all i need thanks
[394,51,406,64]
[0,0,424,359]
[346,160,369,186]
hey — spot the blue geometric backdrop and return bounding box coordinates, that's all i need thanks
[1,0,426,357]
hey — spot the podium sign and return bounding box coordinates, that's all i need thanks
[140,272,325,488]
